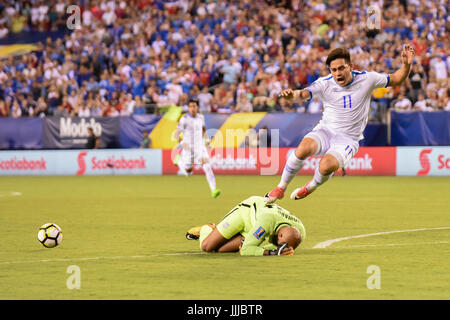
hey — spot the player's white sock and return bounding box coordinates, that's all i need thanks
[278,152,305,190]
[177,158,189,176]
[199,224,214,249]
[307,166,334,191]
[202,162,216,191]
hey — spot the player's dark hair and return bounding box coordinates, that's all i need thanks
[326,48,351,67]
[188,98,199,105]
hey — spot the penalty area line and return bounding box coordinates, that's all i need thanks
[313,226,450,249]
[0,191,22,197]
[333,240,450,249]
[0,251,207,265]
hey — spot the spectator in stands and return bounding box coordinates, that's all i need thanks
[198,87,214,113]
[0,23,9,38]
[133,95,146,115]
[413,93,433,112]
[307,96,323,114]
[235,92,253,113]
[0,0,447,120]
[406,62,427,104]
[35,97,49,117]
[0,99,9,117]
[394,93,413,112]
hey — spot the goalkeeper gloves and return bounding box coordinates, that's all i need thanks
[267,242,294,256]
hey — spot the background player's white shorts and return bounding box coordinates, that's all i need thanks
[304,123,359,168]
[181,144,210,168]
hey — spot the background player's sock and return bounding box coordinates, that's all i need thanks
[307,166,334,191]
[199,224,214,249]
[177,158,189,176]
[278,152,305,190]
[202,163,216,191]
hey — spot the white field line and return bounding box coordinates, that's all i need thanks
[1,228,449,265]
[0,251,207,265]
[0,191,22,197]
[313,227,450,249]
[333,240,450,249]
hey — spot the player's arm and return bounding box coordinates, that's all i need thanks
[172,128,183,143]
[202,126,211,147]
[279,89,311,103]
[173,117,185,143]
[240,224,293,256]
[388,44,415,87]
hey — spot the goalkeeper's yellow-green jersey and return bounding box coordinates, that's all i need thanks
[217,196,306,256]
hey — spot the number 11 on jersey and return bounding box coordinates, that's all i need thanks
[343,95,352,108]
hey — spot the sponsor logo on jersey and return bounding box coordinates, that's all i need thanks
[253,226,266,240]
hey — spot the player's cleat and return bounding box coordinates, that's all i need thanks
[173,154,180,167]
[264,186,285,203]
[290,180,315,200]
[186,223,215,240]
[211,189,221,198]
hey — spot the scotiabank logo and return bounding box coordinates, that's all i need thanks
[76,151,146,176]
[0,156,47,171]
[417,148,432,176]
[76,151,88,175]
[416,148,450,176]
[438,155,450,170]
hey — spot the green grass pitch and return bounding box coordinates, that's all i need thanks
[0,175,449,299]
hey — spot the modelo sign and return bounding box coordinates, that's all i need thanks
[397,147,450,176]
[43,117,120,149]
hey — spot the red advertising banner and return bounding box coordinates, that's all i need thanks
[162,147,397,176]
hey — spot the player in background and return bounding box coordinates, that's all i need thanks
[173,99,221,198]
[266,45,415,202]
[186,196,306,256]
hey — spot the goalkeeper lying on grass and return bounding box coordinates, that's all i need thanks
[186,196,306,256]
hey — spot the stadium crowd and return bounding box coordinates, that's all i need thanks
[0,0,448,121]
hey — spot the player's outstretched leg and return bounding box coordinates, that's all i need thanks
[265,138,317,203]
[290,154,337,200]
[202,162,220,198]
[265,152,303,202]
[177,157,190,176]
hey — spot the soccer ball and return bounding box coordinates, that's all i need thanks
[38,223,63,248]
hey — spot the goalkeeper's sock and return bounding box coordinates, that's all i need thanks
[199,224,214,250]
[307,166,334,191]
[202,162,216,191]
[278,152,305,190]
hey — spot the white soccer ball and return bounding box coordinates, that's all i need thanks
[38,223,63,248]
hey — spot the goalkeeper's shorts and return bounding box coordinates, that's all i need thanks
[216,205,250,240]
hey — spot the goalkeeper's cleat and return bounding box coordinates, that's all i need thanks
[186,226,202,240]
[186,223,215,240]
[290,180,315,200]
[264,186,284,203]
[211,189,221,198]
